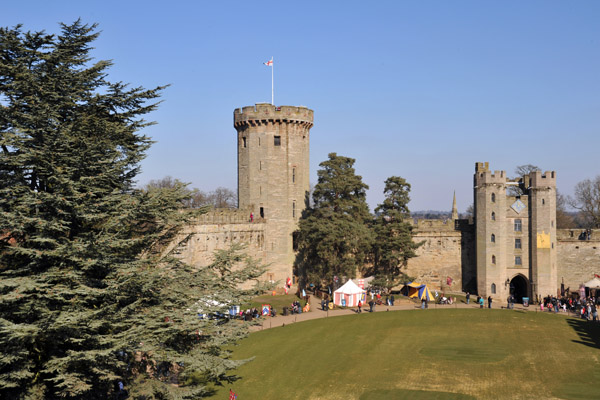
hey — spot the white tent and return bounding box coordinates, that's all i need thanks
[584,277,600,289]
[333,280,366,307]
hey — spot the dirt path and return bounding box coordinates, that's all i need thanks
[250,298,553,331]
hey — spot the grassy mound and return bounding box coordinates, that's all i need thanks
[216,309,600,399]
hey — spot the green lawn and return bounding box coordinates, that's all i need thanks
[215,309,600,399]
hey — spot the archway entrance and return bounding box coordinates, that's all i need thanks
[510,275,529,303]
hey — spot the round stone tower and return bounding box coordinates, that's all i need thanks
[234,103,314,283]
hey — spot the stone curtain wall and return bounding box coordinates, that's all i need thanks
[557,229,600,291]
[175,209,267,273]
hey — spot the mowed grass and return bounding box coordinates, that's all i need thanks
[215,309,600,399]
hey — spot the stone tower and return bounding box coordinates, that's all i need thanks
[474,162,557,302]
[234,103,314,283]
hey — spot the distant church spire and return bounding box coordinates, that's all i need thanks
[451,191,458,220]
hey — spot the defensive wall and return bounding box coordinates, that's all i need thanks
[176,209,267,275]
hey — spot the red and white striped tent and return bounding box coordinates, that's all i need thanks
[333,280,366,307]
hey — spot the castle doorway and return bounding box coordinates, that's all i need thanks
[510,275,529,303]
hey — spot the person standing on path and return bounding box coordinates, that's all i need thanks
[479,297,484,308]
[488,296,492,308]
[357,300,362,313]
[466,292,470,304]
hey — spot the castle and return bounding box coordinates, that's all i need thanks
[178,103,599,301]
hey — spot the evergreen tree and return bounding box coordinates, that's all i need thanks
[294,153,373,287]
[371,176,421,291]
[0,21,266,399]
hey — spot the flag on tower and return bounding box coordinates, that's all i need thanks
[263,58,273,66]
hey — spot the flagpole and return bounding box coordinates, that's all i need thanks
[271,56,274,105]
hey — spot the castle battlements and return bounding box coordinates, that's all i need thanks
[191,208,257,224]
[234,103,313,128]
[529,170,556,188]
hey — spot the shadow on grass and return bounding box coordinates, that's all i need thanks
[360,389,475,399]
[566,317,600,349]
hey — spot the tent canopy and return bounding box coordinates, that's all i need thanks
[334,279,365,295]
[584,277,600,289]
[408,283,435,301]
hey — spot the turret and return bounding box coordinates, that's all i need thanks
[234,103,314,283]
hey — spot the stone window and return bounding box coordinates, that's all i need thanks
[514,219,522,232]
[551,220,554,227]
[542,198,545,205]
[491,212,496,221]
[492,255,496,264]
[491,234,496,243]
[274,136,281,146]
[258,137,261,146]
[515,256,522,265]
[242,137,247,148]
[292,167,296,183]
[292,201,296,218]
[515,238,521,249]
[260,207,264,219]
[491,283,496,294]
[491,193,496,203]
[259,161,262,170]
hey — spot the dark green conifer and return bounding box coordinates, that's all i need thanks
[0,21,266,399]
[294,153,373,287]
[371,176,421,290]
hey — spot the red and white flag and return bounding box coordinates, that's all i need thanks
[263,58,273,66]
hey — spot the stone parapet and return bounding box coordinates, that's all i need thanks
[234,103,313,128]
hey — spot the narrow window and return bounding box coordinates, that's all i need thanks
[491,283,496,294]
[491,212,496,221]
[515,238,522,249]
[292,167,296,183]
[242,137,247,148]
[259,161,262,170]
[274,136,281,146]
[258,137,261,146]
[515,256,522,265]
[542,198,545,205]
[551,220,554,227]
[292,201,296,218]
[260,186,262,195]
[260,207,264,218]
[491,234,495,243]
[492,255,496,264]
[514,219,522,232]
[491,193,496,203]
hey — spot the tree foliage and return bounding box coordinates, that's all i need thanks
[568,176,600,229]
[145,176,237,209]
[509,164,540,196]
[371,177,420,290]
[294,153,373,286]
[0,21,264,399]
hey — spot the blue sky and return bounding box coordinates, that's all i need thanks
[3,1,599,212]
